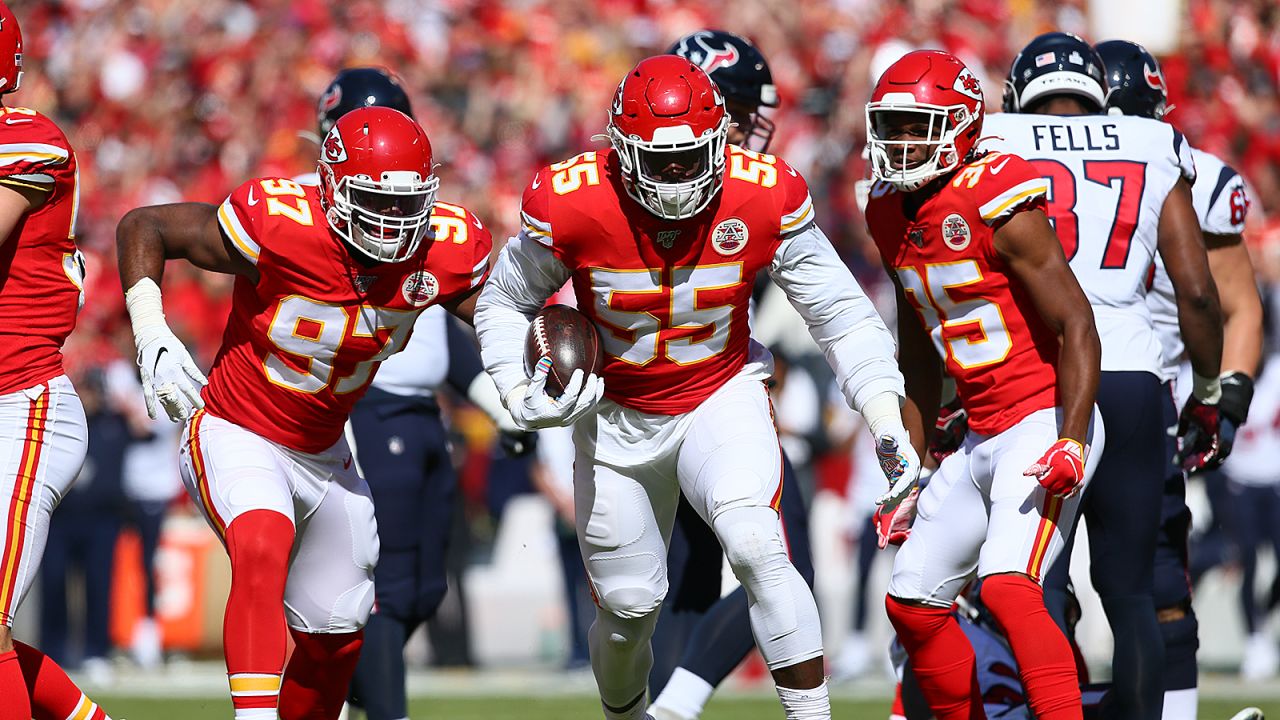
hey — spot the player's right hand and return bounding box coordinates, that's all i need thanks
[134,325,207,423]
[874,486,918,549]
[508,358,604,431]
[874,432,921,508]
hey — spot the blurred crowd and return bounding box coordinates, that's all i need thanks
[12,0,1280,678]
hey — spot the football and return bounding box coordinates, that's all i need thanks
[523,304,605,397]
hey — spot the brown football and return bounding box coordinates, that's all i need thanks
[523,304,605,397]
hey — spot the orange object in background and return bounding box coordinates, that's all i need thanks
[109,516,229,654]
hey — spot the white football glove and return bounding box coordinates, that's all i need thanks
[505,357,604,431]
[874,430,922,508]
[134,324,207,422]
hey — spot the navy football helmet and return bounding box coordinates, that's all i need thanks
[317,67,413,136]
[1003,32,1108,114]
[667,30,778,151]
[1095,40,1168,120]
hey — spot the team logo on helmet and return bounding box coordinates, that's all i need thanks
[1143,63,1166,91]
[953,68,983,101]
[611,81,625,117]
[321,127,348,164]
[711,217,749,256]
[402,271,438,307]
[684,32,741,74]
[318,83,342,114]
[941,213,972,251]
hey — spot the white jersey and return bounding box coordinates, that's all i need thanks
[1147,148,1250,380]
[1224,355,1280,487]
[981,113,1196,375]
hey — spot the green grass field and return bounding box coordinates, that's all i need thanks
[92,695,1280,719]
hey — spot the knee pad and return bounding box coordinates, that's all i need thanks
[592,604,659,652]
[712,506,790,590]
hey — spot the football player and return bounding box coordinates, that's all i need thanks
[645,30,815,720]
[307,66,521,720]
[986,32,1224,720]
[475,56,918,720]
[1094,39,1264,720]
[866,50,1104,720]
[116,107,491,720]
[0,3,115,719]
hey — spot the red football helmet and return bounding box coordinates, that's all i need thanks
[607,55,729,220]
[318,106,438,263]
[0,2,22,95]
[866,50,984,191]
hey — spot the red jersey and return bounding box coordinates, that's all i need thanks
[205,178,491,452]
[522,146,815,414]
[0,106,82,394]
[865,152,1059,435]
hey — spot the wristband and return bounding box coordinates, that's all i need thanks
[1191,372,1222,404]
[1219,371,1254,425]
[861,390,907,439]
[124,277,167,332]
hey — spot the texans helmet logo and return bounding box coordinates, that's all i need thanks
[686,32,741,74]
[318,83,342,114]
[1143,63,1166,91]
[322,127,348,163]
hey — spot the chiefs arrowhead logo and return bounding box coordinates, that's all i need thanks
[1143,63,1165,91]
[953,68,983,101]
[322,127,347,164]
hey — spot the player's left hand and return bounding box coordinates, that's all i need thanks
[134,325,208,423]
[1024,438,1085,497]
[1176,397,1223,472]
[874,431,921,508]
[874,486,918,549]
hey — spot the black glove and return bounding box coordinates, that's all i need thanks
[498,429,537,457]
[1216,371,1255,461]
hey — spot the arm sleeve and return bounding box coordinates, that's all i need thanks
[767,222,905,413]
[473,232,573,401]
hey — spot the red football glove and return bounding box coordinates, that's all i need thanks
[1023,438,1085,497]
[874,487,919,550]
[1176,397,1223,472]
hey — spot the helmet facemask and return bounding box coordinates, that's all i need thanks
[324,169,439,263]
[610,115,729,221]
[866,99,976,192]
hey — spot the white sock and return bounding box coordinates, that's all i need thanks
[234,710,278,720]
[1161,688,1197,720]
[651,667,715,719]
[777,681,830,720]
